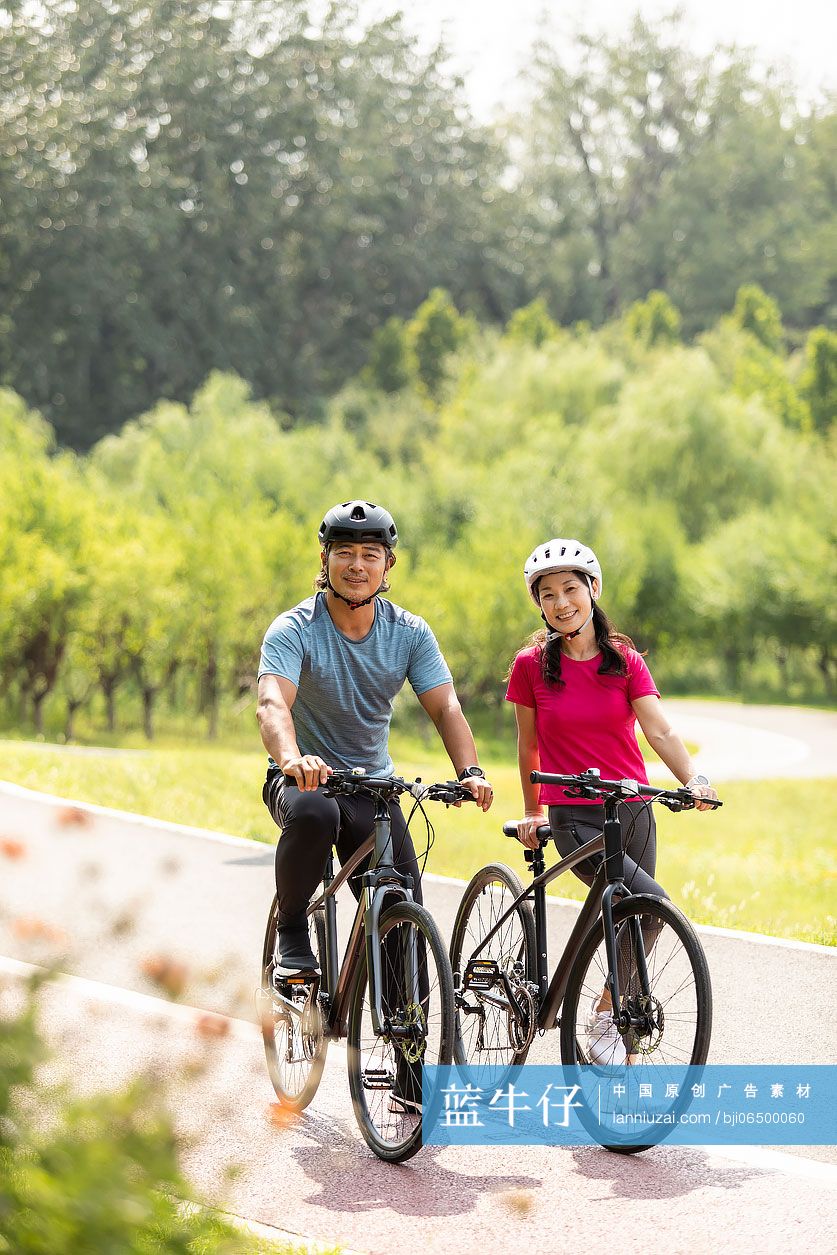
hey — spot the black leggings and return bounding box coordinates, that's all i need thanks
[549,802,667,997]
[263,769,424,927]
[548,801,667,899]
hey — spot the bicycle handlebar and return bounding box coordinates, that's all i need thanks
[529,768,722,811]
[283,769,476,806]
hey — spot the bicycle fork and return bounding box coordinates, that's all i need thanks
[600,804,652,1029]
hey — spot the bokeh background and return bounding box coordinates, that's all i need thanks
[1,9,836,1248]
[1,0,835,744]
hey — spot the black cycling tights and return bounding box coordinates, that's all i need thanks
[263,768,423,927]
[549,802,669,996]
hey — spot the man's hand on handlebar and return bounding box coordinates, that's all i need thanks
[458,776,494,812]
[280,755,332,790]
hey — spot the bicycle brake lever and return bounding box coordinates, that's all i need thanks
[659,795,689,812]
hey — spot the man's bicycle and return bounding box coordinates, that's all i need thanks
[258,768,472,1163]
[450,768,721,1152]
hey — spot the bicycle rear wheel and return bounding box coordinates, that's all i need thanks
[560,894,712,1152]
[450,863,537,1069]
[347,900,455,1163]
[260,897,329,1112]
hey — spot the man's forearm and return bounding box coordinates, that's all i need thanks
[257,700,301,768]
[432,701,479,776]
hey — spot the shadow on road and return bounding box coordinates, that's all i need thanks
[569,1143,760,1199]
[288,1109,540,1217]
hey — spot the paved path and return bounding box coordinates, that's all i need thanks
[1,779,835,1255]
[663,700,837,781]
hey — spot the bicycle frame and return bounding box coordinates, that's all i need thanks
[294,793,420,1038]
[464,794,651,1031]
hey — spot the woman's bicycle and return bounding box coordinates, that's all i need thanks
[450,768,721,1152]
[258,768,473,1163]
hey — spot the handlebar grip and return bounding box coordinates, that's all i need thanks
[502,821,551,841]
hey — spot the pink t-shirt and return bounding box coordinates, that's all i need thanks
[505,645,660,805]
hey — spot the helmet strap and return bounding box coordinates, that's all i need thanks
[325,575,386,610]
[561,606,595,640]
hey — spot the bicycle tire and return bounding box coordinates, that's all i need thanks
[347,900,455,1163]
[560,894,712,1154]
[260,897,329,1112]
[450,863,537,1069]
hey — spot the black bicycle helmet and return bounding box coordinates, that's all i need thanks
[318,501,398,549]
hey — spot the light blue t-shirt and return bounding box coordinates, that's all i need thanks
[258,593,452,776]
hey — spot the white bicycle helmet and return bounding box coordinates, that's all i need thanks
[524,538,603,606]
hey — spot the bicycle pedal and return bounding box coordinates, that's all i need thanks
[274,972,319,992]
[362,1068,396,1091]
[463,958,500,990]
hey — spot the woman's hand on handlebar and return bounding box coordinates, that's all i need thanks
[689,781,719,812]
[515,813,546,849]
[281,755,332,790]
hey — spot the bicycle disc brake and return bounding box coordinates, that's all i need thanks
[625,993,665,1056]
[393,1002,427,1065]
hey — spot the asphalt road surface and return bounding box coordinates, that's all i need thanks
[2,724,836,1255]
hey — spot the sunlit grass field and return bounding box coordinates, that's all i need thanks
[1,728,834,946]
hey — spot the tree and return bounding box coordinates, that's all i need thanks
[601,347,793,542]
[365,318,411,393]
[505,298,560,348]
[0,392,91,731]
[624,291,681,346]
[518,17,835,331]
[0,0,515,448]
[732,285,784,353]
[407,288,468,399]
[689,508,837,693]
[799,327,837,433]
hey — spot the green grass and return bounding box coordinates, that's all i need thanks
[1,733,834,946]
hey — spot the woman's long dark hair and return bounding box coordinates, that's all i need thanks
[510,577,639,687]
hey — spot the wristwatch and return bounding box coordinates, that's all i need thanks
[687,774,711,788]
[458,766,486,781]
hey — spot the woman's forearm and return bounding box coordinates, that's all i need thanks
[646,728,697,786]
[518,739,544,814]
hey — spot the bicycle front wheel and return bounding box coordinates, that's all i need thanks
[260,898,329,1112]
[347,900,455,1163]
[450,863,537,1069]
[560,894,712,1152]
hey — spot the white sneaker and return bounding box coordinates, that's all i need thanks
[585,998,627,1066]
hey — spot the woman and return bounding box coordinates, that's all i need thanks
[506,538,718,1065]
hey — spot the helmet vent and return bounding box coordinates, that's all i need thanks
[350,505,367,521]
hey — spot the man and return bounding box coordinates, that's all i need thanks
[257,500,493,976]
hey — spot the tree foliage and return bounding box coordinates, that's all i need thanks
[800,327,837,433]
[732,284,785,353]
[0,6,833,448]
[624,291,682,346]
[1,285,834,741]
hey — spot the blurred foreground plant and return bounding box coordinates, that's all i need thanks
[0,981,250,1254]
